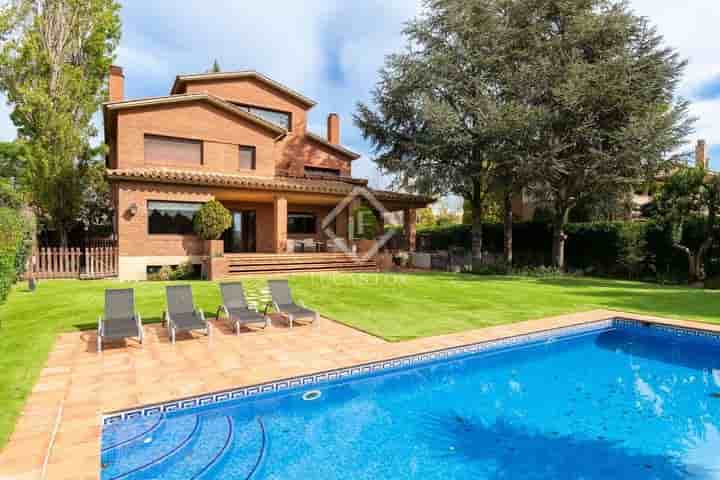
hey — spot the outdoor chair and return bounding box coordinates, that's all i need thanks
[97,288,143,352]
[267,279,319,328]
[163,285,210,344]
[217,282,270,335]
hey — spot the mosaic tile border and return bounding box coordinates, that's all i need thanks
[102,317,720,425]
[615,318,720,344]
[102,319,614,425]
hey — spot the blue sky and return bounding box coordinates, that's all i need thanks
[0,0,718,199]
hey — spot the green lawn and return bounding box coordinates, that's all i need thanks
[1,272,720,450]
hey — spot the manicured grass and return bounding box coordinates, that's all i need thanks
[1,272,720,449]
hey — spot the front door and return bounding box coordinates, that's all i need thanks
[223,210,256,253]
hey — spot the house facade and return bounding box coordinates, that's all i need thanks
[104,67,432,280]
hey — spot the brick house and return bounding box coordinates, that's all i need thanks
[103,66,432,280]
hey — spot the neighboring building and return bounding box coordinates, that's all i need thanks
[103,67,432,280]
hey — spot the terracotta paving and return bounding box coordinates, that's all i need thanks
[1,309,719,479]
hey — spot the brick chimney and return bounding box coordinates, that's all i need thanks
[109,65,124,102]
[327,113,340,145]
[696,139,707,169]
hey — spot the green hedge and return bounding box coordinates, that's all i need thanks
[0,208,31,304]
[417,219,711,282]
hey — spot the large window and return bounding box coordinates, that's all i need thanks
[305,166,341,177]
[148,201,201,234]
[236,104,292,130]
[287,212,316,235]
[239,146,256,170]
[144,135,202,166]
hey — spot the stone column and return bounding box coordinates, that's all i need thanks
[273,195,288,253]
[404,208,417,252]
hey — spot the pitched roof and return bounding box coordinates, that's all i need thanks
[170,71,317,108]
[305,132,361,160]
[106,167,434,206]
[103,93,288,136]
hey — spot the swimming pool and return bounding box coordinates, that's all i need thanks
[101,319,720,479]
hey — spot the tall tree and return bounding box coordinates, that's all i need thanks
[0,0,121,245]
[509,0,692,268]
[210,59,221,73]
[655,166,720,283]
[355,0,538,268]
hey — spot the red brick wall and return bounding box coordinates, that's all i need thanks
[116,181,214,258]
[114,81,353,177]
[116,101,280,176]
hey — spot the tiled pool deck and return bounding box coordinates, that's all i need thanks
[1,309,719,479]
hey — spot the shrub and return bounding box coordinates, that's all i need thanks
[193,200,232,240]
[0,207,30,304]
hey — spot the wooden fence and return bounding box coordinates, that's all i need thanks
[25,246,118,280]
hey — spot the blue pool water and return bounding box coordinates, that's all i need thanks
[102,321,720,479]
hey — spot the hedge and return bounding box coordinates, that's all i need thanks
[0,207,31,304]
[416,219,713,282]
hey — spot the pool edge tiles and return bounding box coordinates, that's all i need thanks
[101,317,720,425]
[102,318,614,425]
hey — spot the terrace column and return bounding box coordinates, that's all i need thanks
[273,195,288,253]
[403,208,417,252]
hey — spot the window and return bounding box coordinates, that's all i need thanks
[236,104,292,130]
[287,212,316,234]
[239,146,256,170]
[305,166,341,177]
[148,201,201,234]
[144,135,202,166]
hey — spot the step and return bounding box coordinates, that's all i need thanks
[102,415,164,453]
[101,415,199,480]
[203,416,265,480]
[227,262,376,273]
[224,267,378,278]
[137,415,233,480]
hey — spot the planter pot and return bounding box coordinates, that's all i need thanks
[205,239,224,258]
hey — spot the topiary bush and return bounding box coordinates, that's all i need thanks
[193,200,232,240]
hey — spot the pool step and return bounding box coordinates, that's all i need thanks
[102,415,265,480]
[101,415,199,480]
[102,415,164,452]
[197,416,266,479]
[137,415,233,480]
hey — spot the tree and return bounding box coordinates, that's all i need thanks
[509,0,692,268]
[655,167,720,283]
[193,200,231,240]
[78,156,113,234]
[210,59,221,73]
[355,0,538,268]
[0,0,121,245]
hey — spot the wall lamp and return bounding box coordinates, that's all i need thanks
[127,203,138,217]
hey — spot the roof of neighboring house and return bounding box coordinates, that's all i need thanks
[170,70,317,108]
[106,167,434,207]
[305,132,361,160]
[103,93,288,136]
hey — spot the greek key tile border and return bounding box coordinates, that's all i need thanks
[615,318,720,344]
[102,317,720,425]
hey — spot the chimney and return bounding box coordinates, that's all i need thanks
[696,139,707,169]
[327,113,340,145]
[109,65,124,102]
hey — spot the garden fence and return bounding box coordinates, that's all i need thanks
[24,246,118,280]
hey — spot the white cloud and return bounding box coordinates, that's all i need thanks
[0,94,16,141]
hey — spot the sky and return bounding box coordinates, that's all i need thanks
[0,0,717,201]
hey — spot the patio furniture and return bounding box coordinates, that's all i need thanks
[97,288,143,352]
[163,285,210,344]
[217,282,270,334]
[267,279,319,328]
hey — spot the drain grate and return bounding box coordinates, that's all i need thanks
[302,390,322,401]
